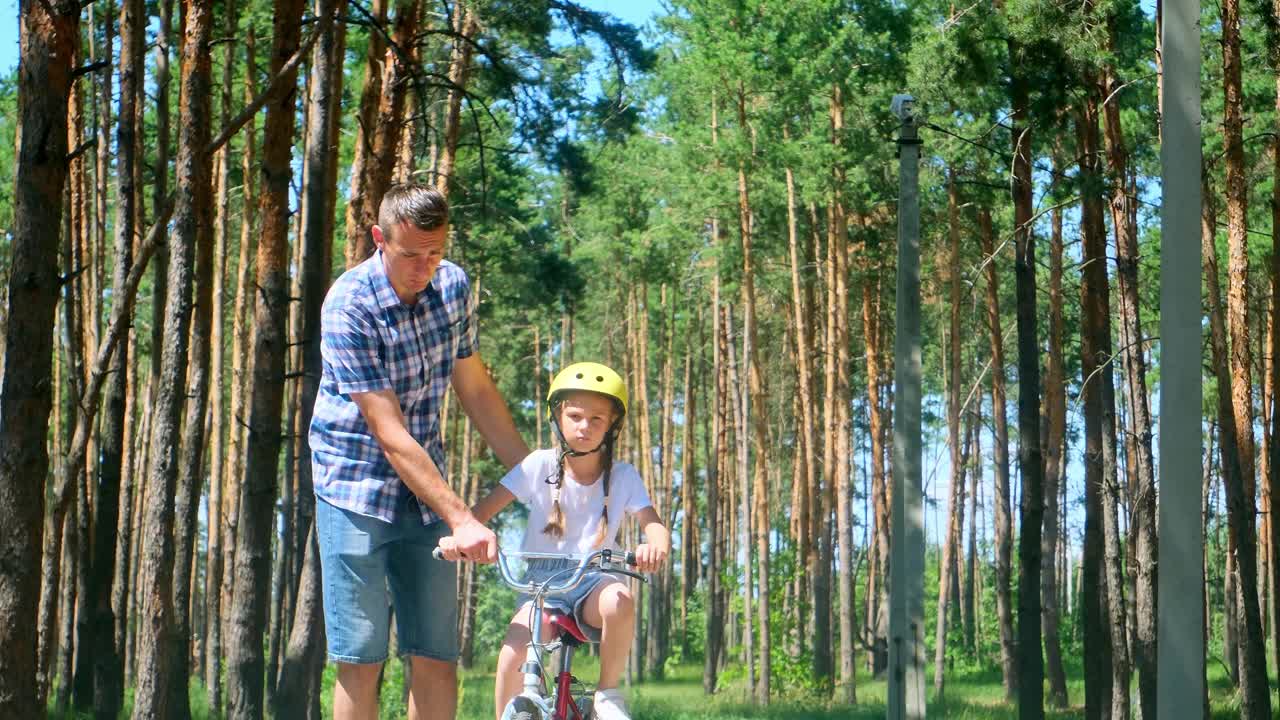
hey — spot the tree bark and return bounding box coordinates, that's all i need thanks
[225,0,304,712]
[83,0,142,710]
[1007,50,1045,716]
[1204,165,1272,718]
[203,0,237,710]
[1100,62,1156,719]
[703,249,725,694]
[220,28,258,687]
[1270,66,1280,691]
[274,0,344,710]
[1041,162,1069,708]
[130,0,213,714]
[436,2,479,197]
[1080,96,1131,720]
[978,206,1017,699]
[343,0,418,266]
[933,171,965,702]
[1,0,78,713]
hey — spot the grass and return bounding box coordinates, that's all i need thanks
[42,656,1280,718]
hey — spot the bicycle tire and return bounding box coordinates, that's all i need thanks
[502,696,543,720]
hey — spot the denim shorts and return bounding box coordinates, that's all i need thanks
[316,494,458,664]
[516,558,626,644]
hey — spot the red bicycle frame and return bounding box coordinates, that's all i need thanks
[554,668,585,720]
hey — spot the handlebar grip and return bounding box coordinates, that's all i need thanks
[625,551,638,567]
[432,547,446,561]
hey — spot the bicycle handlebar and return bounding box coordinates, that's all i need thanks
[430,547,644,595]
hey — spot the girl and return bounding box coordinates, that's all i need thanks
[439,362,670,720]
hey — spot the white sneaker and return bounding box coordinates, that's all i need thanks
[592,688,631,720]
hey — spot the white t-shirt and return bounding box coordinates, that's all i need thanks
[500,448,654,554]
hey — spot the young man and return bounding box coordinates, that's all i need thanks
[310,183,529,719]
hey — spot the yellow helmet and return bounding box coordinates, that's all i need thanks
[547,362,628,415]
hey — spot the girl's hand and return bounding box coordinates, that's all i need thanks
[634,542,668,573]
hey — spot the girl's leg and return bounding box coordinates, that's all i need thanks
[581,581,634,690]
[494,603,550,720]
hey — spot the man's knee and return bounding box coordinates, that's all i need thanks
[335,661,383,697]
[411,655,458,683]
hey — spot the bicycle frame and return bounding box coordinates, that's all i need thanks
[495,549,644,720]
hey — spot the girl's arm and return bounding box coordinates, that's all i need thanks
[436,485,517,561]
[632,506,670,573]
[472,484,517,524]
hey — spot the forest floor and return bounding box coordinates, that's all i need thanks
[336,655,1271,720]
[62,655,1275,718]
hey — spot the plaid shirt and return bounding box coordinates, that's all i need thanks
[310,250,476,525]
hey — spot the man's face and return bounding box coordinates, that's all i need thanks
[373,221,448,303]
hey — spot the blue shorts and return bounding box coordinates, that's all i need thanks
[316,494,458,664]
[516,558,626,644]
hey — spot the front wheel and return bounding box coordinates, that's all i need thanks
[501,696,543,720]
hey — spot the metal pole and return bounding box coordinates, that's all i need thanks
[1157,0,1204,714]
[888,95,926,720]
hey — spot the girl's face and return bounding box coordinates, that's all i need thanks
[557,391,618,453]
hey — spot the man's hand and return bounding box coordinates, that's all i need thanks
[448,517,497,564]
[634,541,669,574]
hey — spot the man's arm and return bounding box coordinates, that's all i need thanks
[451,353,531,469]
[351,388,496,561]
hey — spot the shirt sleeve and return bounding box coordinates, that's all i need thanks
[619,464,654,515]
[454,270,477,360]
[500,451,543,504]
[321,300,391,396]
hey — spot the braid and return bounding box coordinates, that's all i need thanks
[542,451,567,538]
[592,434,616,548]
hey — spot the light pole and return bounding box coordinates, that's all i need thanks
[1157,0,1204,715]
[888,93,926,720]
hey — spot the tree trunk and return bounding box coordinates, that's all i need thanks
[1,0,78,713]
[84,0,142,710]
[341,0,388,266]
[933,171,966,702]
[1203,166,1272,718]
[1080,96,1131,720]
[168,4,220,705]
[221,27,258,687]
[273,0,344,709]
[1269,67,1280,691]
[225,0,304,713]
[436,2,479,197]
[864,270,890,674]
[1041,161,1069,708]
[785,159,816,665]
[343,0,418,266]
[680,339,697,655]
[130,0,213,714]
[203,0,237,709]
[978,207,1017,699]
[1008,54,1045,719]
[703,252,725,694]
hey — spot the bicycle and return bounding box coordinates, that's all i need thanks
[432,546,648,720]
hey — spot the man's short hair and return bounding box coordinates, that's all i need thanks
[378,183,449,234]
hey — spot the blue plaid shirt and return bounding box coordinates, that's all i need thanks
[310,250,476,525]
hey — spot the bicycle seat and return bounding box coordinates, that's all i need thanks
[545,610,590,645]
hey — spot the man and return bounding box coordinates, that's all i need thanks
[310,183,529,719]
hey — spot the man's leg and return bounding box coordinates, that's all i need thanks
[334,662,383,720]
[316,498,395,720]
[408,656,458,720]
[390,517,460,718]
